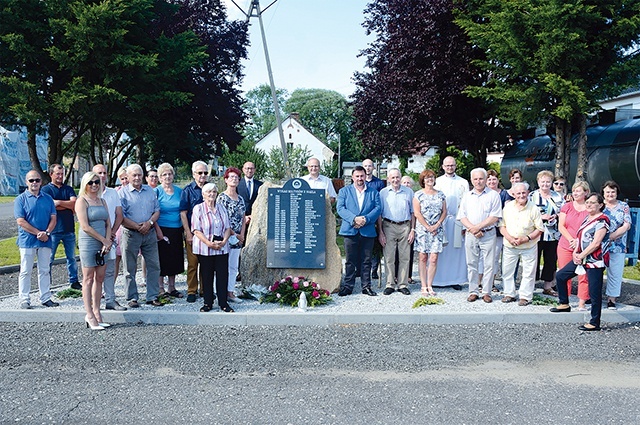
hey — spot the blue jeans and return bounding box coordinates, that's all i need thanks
[50,232,79,284]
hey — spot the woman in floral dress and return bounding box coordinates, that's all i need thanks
[413,169,447,297]
[602,181,631,310]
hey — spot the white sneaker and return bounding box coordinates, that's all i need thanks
[228,295,243,303]
[20,301,31,309]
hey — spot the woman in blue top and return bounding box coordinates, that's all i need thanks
[155,163,184,298]
[602,181,631,310]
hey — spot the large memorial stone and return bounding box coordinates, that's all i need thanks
[240,181,343,293]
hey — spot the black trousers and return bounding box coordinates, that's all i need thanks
[536,240,558,282]
[197,253,229,309]
[342,234,374,291]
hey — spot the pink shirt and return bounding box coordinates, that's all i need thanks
[558,201,588,251]
[191,202,230,256]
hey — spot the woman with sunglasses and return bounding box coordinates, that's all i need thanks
[76,172,112,330]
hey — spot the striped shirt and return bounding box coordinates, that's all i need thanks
[191,202,230,256]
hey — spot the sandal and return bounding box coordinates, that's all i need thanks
[542,288,558,297]
[220,306,235,313]
[200,305,211,312]
[167,289,184,298]
[427,287,436,296]
[421,287,429,297]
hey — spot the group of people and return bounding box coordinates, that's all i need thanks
[335,156,629,331]
[15,155,630,332]
[15,161,263,329]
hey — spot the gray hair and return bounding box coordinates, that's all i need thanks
[470,168,487,179]
[126,163,143,175]
[192,160,208,172]
[511,182,529,192]
[202,182,218,194]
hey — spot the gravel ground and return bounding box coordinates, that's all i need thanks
[1,321,640,424]
[2,260,640,311]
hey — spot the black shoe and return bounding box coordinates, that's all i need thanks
[338,288,352,297]
[70,282,82,290]
[585,299,592,305]
[383,287,395,296]
[42,299,60,307]
[578,324,601,331]
[146,299,163,307]
[398,287,411,295]
[186,294,197,303]
[127,300,139,308]
[451,285,462,291]
[105,301,127,311]
[200,305,211,312]
[371,272,379,279]
[362,287,377,296]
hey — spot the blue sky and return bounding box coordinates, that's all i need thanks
[224,0,371,97]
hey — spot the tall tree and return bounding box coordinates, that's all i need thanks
[0,0,247,176]
[242,83,288,143]
[457,0,640,180]
[352,0,496,165]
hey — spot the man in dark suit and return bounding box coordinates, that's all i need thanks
[337,165,382,297]
[237,161,263,225]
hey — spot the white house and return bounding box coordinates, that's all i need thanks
[255,113,335,165]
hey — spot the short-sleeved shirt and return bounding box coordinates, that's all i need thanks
[605,201,631,253]
[380,185,413,222]
[366,176,386,192]
[14,190,56,249]
[457,186,502,226]
[101,187,121,227]
[499,200,544,249]
[179,181,204,225]
[558,202,589,251]
[577,214,610,268]
[118,184,159,223]
[40,183,76,234]
[191,202,230,256]
[302,174,338,199]
[155,185,183,228]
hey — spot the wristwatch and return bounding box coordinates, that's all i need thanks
[45,231,51,236]
[149,220,154,226]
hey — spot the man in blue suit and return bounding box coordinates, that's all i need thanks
[337,166,382,296]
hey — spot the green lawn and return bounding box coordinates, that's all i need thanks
[0,223,79,266]
[0,196,15,204]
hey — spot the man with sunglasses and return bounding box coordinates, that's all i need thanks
[41,164,80,290]
[14,170,59,309]
[180,160,209,302]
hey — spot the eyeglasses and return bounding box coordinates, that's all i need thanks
[28,178,41,183]
[196,171,209,175]
[87,180,100,186]
[148,175,158,178]
[554,182,565,186]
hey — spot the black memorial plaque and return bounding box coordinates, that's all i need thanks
[267,178,326,268]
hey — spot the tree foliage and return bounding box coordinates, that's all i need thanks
[456,0,640,180]
[0,0,248,184]
[352,0,496,165]
[242,84,288,144]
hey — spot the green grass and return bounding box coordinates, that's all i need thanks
[623,265,640,281]
[0,222,79,266]
[0,196,15,204]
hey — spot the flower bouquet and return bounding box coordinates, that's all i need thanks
[261,276,333,307]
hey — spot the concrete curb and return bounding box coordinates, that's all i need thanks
[1,308,639,326]
[0,257,78,275]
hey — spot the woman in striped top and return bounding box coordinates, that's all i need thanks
[191,183,233,312]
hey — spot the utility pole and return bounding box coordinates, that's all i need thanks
[231,0,291,179]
